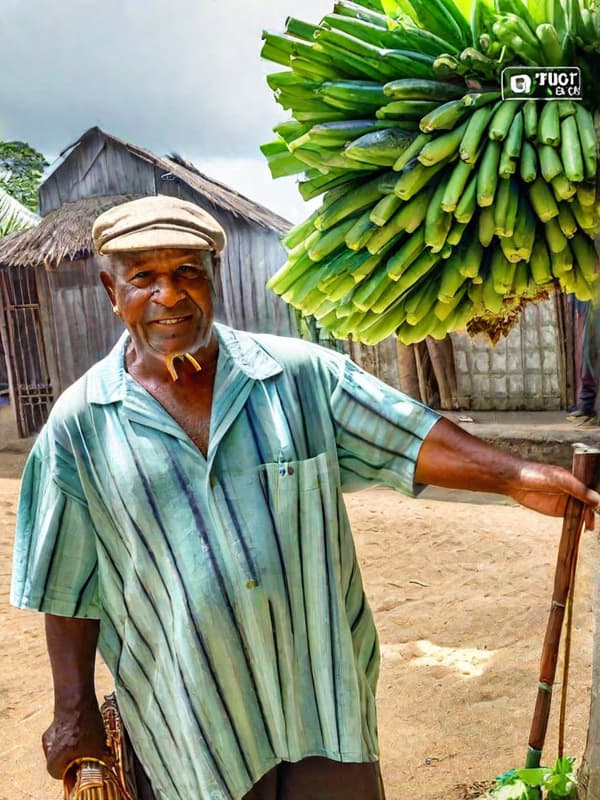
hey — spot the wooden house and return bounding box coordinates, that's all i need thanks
[0,127,296,436]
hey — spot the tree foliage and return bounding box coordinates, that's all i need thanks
[0,141,48,212]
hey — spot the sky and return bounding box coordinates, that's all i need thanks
[1,0,336,223]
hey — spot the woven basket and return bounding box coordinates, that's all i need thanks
[63,694,136,800]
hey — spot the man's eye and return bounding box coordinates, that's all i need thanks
[177,265,203,277]
[130,271,151,282]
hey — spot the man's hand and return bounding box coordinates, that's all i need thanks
[43,701,108,779]
[509,462,599,529]
[416,417,600,526]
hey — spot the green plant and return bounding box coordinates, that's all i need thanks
[489,757,577,800]
[0,141,47,213]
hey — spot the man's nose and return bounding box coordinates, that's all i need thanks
[151,277,185,306]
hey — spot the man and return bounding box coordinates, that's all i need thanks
[11,195,600,800]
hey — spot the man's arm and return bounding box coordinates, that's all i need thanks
[43,614,108,779]
[415,417,600,526]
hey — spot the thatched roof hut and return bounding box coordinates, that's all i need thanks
[0,195,137,267]
[0,127,296,436]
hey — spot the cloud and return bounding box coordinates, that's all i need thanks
[1,0,331,155]
[1,0,333,218]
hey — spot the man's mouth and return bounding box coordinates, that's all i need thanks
[152,316,191,326]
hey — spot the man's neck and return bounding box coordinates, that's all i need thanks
[125,333,219,386]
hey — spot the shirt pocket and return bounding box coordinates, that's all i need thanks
[256,451,344,594]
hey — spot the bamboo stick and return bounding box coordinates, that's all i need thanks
[525,445,600,769]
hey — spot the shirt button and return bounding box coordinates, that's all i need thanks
[287,465,295,475]
[210,472,218,487]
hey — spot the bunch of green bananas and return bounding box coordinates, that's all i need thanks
[262,0,600,345]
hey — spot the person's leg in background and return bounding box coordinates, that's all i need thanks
[567,298,598,422]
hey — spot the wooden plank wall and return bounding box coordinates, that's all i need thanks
[344,336,403,392]
[42,256,124,394]
[40,134,157,214]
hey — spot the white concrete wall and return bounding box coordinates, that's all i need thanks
[451,299,562,410]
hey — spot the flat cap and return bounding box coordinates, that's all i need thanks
[92,195,227,255]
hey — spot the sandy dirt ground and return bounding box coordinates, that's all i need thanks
[1,450,598,800]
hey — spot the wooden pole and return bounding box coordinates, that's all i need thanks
[395,341,421,401]
[526,445,600,769]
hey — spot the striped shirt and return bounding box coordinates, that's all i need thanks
[11,323,440,800]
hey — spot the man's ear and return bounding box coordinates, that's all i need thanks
[100,270,116,306]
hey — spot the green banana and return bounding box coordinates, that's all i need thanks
[454,173,478,222]
[489,101,522,142]
[459,103,498,163]
[573,104,597,180]
[386,227,430,280]
[571,232,599,283]
[576,181,597,208]
[420,100,470,132]
[345,210,378,250]
[308,217,360,261]
[345,128,419,166]
[478,205,496,246]
[544,217,568,253]
[405,279,441,325]
[418,121,469,165]
[378,249,441,310]
[441,159,474,212]
[491,247,518,291]
[523,100,538,141]
[557,202,578,238]
[447,219,468,246]
[367,190,430,254]
[538,101,561,146]
[393,156,452,200]
[425,177,454,252]
[393,132,432,171]
[529,177,560,221]
[383,78,466,100]
[370,193,403,226]
[535,23,565,64]
[560,115,584,182]
[520,141,538,183]
[476,140,501,206]
[551,173,576,201]
[529,236,553,286]
[458,235,485,279]
[315,175,386,230]
[538,144,564,181]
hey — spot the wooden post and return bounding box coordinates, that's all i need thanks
[426,336,458,410]
[395,341,421,401]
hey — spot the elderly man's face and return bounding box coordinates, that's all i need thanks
[101,248,215,361]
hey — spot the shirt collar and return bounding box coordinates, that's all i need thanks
[86,322,283,405]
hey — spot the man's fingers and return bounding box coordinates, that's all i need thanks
[585,506,595,531]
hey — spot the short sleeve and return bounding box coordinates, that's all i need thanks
[11,426,100,619]
[330,356,441,494]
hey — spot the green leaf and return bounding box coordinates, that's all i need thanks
[491,779,531,800]
[514,768,550,786]
[550,756,576,775]
[380,0,402,14]
[543,757,577,799]
[545,775,576,799]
